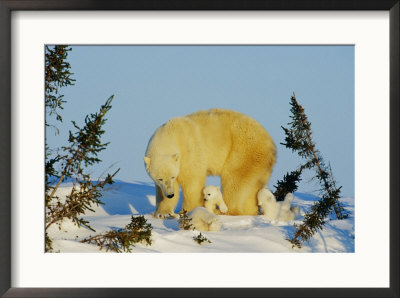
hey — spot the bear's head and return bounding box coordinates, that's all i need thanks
[144,153,180,199]
[203,185,228,213]
[203,185,221,202]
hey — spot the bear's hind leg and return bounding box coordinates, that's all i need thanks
[240,178,265,215]
[221,174,263,215]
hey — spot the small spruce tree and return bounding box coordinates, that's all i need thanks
[280,93,347,248]
[178,209,194,230]
[81,215,153,253]
[45,45,74,203]
[45,45,75,131]
[45,96,120,251]
[193,233,211,245]
[273,169,302,201]
[44,45,120,252]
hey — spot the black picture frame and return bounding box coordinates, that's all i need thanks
[1,1,398,297]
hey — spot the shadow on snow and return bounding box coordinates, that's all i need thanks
[100,180,182,215]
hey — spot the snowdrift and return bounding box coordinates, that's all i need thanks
[47,180,354,253]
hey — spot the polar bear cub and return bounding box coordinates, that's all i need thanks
[203,185,228,214]
[187,207,222,231]
[257,188,298,222]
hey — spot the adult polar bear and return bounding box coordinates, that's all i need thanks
[144,108,276,218]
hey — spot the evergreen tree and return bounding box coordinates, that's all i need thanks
[44,45,119,251]
[178,209,194,230]
[81,215,153,253]
[273,169,302,201]
[45,45,74,190]
[193,233,211,245]
[280,93,347,248]
[45,96,120,250]
[45,45,75,131]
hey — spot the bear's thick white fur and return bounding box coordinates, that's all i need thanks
[257,188,298,222]
[187,207,222,231]
[203,185,228,214]
[144,108,276,218]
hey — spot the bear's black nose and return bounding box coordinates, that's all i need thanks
[167,194,174,198]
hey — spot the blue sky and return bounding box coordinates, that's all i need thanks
[46,45,354,197]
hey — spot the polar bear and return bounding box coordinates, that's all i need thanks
[203,185,228,214]
[144,108,276,218]
[257,188,298,222]
[186,207,222,231]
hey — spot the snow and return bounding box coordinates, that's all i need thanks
[47,180,355,253]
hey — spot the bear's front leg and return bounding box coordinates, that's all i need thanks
[180,177,205,213]
[153,181,180,219]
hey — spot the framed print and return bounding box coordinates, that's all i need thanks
[1,1,399,297]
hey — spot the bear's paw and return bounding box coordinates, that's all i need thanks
[152,211,180,219]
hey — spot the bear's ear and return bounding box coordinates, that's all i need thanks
[144,157,151,170]
[171,153,180,162]
[216,186,220,191]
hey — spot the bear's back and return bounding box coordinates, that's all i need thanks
[187,108,267,133]
[187,108,274,149]
[186,108,244,125]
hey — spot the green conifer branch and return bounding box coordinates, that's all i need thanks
[273,169,302,201]
[178,209,194,230]
[45,96,119,234]
[45,45,75,130]
[81,216,153,253]
[193,233,211,245]
[45,46,120,252]
[280,93,347,248]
